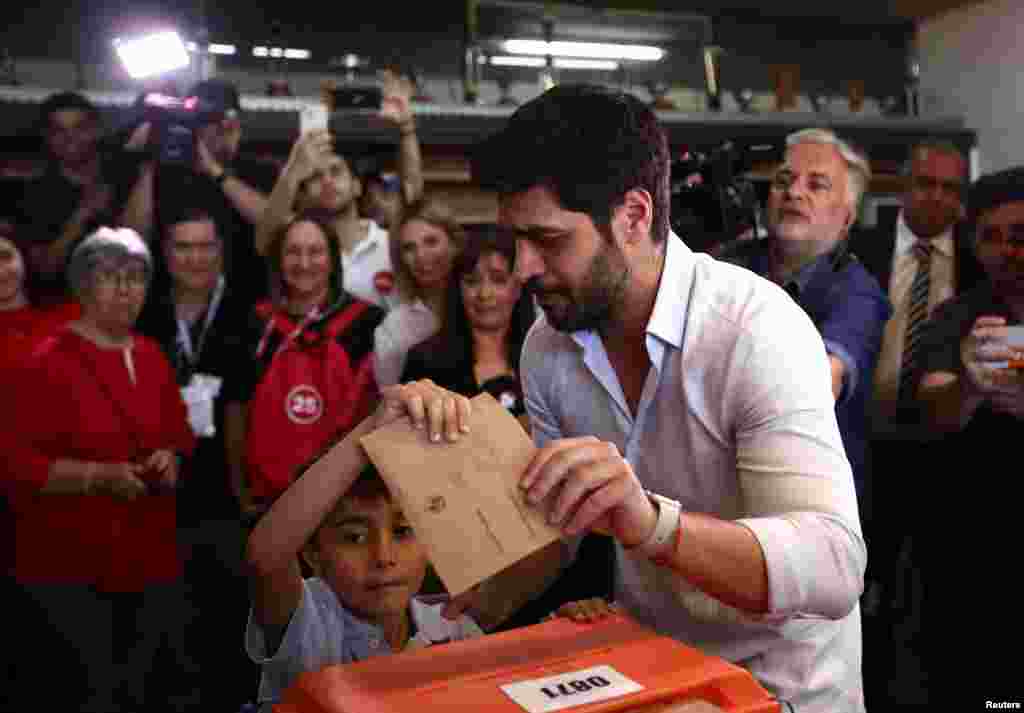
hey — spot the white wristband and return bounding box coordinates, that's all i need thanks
[625,490,681,559]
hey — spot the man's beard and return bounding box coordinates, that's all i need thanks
[529,240,630,333]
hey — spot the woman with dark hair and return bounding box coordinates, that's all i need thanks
[400,226,535,425]
[224,214,385,516]
[373,198,465,387]
[2,226,197,712]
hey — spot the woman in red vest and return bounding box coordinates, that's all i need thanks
[225,215,385,520]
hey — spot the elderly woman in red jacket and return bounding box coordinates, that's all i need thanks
[3,227,197,713]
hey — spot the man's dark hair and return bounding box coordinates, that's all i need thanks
[37,91,99,132]
[967,166,1024,225]
[162,203,219,237]
[472,83,671,243]
[902,139,966,177]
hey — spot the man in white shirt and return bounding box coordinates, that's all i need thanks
[468,83,866,713]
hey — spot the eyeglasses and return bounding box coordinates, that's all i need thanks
[93,267,148,288]
[976,223,1024,253]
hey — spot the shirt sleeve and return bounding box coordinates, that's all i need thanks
[817,268,892,406]
[519,323,564,449]
[731,294,866,621]
[245,580,334,703]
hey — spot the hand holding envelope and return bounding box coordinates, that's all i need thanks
[361,392,565,628]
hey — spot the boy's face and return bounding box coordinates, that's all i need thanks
[305,494,428,624]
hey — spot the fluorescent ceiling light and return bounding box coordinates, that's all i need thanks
[484,55,618,70]
[553,58,619,70]
[208,44,236,56]
[501,39,663,62]
[113,30,191,79]
[269,47,284,58]
[284,48,311,60]
[487,55,545,67]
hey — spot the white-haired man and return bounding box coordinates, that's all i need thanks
[719,128,892,506]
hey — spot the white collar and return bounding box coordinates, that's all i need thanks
[350,220,386,258]
[569,233,691,352]
[896,211,954,258]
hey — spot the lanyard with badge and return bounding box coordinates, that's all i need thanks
[178,276,225,438]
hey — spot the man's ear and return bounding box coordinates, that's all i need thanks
[619,188,654,244]
[301,545,322,576]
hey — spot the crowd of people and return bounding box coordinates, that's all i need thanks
[1,74,1021,713]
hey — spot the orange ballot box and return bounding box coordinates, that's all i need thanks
[274,614,780,713]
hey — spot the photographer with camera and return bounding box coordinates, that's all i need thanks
[121,79,277,305]
[18,92,152,306]
[254,69,424,309]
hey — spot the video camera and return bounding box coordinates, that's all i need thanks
[670,142,770,253]
[137,93,232,166]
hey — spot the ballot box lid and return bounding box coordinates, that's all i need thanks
[274,614,780,713]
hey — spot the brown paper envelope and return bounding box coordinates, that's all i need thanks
[360,393,561,598]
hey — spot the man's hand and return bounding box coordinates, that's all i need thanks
[521,437,657,546]
[961,316,1020,397]
[196,136,225,180]
[145,449,179,491]
[546,598,621,624]
[124,122,153,152]
[372,379,472,443]
[284,129,333,184]
[379,69,415,129]
[93,462,149,500]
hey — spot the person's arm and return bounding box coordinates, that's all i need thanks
[114,124,156,237]
[253,130,332,255]
[379,70,424,206]
[828,356,845,400]
[196,138,270,227]
[246,381,473,641]
[118,161,156,237]
[224,400,258,514]
[819,270,893,404]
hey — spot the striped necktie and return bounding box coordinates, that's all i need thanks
[898,241,933,401]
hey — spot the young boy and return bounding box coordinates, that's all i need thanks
[244,382,482,707]
[244,382,618,708]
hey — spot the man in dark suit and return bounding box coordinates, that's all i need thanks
[850,140,985,705]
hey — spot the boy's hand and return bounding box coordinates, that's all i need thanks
[546,598,620,624]
[373,380,472,443]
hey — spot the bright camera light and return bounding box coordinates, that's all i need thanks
[501,39,663,62]
[113,30,191,79]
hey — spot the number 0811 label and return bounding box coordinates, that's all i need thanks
[499,665,644,713]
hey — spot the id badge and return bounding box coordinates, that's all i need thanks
[181,374,223,438]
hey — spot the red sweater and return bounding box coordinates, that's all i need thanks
[3,328,195,591]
